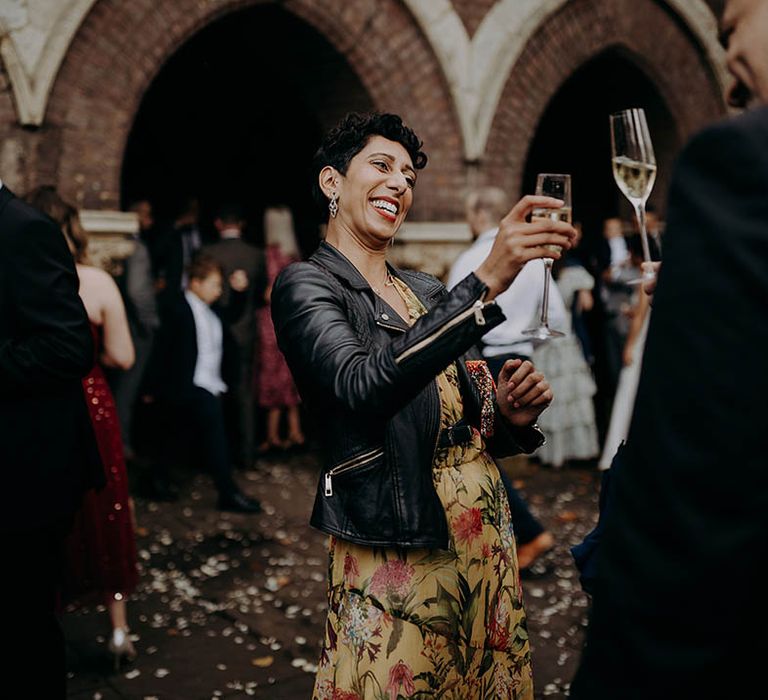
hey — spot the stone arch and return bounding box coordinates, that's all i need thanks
[42,0,463,217]
[483,0,727,202]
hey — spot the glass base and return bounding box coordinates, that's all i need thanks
[521,326,565,340]
[626,270,657,286]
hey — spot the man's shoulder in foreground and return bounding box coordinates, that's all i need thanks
[683,105,768,157]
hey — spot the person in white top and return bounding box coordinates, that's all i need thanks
[446,186,558,569]
[447,187,568,379]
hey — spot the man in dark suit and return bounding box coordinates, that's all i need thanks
[149,253,261,513]
[571,1,768,697]
[204,203,266,468]
[153,196,203,307]
[0,182,102,696]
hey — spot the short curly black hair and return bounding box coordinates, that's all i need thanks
[311,112,428,220]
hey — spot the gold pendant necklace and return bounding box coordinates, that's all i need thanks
[372,272,395,296]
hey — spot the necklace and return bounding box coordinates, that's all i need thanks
[371,271,396,296]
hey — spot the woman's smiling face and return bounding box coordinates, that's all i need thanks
[331,135,417,246]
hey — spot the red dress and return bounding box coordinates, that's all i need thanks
[255,245,301,409]
[63,324,139,602]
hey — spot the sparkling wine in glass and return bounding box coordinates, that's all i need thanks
[610,108,657,281]
[522,173,571,340]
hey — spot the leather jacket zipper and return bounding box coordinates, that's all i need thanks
[376,321,406,333]
[324,447,384,497]
[394,298,491,365]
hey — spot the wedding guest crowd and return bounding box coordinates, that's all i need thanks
[7,1,766,695]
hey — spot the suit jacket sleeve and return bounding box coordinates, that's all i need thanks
[0,215,93,394]
[574,110,768,694]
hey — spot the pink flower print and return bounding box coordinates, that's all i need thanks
[343,553,360,584]
[386,659,416,700]
[481,543,492,560]
[488,601,511,651]
[368,559,415,599]
[452,507,483,545]
[332,689,361,700]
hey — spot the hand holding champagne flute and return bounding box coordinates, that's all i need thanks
[474,191,575,303]
[610,108,658,281]
[523,173,572,340]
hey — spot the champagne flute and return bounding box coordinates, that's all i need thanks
[610,108,657,282]
[522,173,571,340]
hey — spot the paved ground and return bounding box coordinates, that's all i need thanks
[65,451,600,699]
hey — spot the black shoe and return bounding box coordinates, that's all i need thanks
[218,491,261,514]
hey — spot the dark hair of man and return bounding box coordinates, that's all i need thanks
[215,202,245,225]
[311,112,428,220]
[188,252,223,282]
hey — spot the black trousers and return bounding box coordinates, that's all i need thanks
[163,387,238,496]
[0,517,72,698]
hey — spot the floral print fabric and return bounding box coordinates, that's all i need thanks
[312,280,533,700]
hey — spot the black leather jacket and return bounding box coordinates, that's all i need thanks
[271,242,544,549]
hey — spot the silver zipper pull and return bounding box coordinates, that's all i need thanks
[324,473,333,497]
[473,299,486,326]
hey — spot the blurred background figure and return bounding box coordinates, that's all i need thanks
[449,187,569,378]
[255,206,304,453]
[24,186,140,670]
[204,203,266,468]
[110,200,160,463]
[153,196,203,306]
[148,253,261,513]
[598,233,653,469]
[598,216,638,412]
[532,224,599,468]
[447,186,556,569]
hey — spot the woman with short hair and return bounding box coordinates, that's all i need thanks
[272,112,574,699]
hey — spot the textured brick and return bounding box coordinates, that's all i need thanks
[484,0,726,209]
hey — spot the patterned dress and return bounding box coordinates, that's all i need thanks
[312,279,533,700]
[255,245,301,408]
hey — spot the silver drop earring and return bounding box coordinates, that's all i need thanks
[328,192,339,218]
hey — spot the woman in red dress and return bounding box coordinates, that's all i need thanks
[25,188,139,669]
[255,206,304,451]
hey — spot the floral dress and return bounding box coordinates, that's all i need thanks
[312,279,533,700]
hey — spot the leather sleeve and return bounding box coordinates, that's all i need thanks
[0,215,93,395]
[272,263,506,418]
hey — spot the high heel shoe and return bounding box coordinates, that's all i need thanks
[108,626,137,671]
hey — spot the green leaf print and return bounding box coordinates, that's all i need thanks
[461,579,483,642]
[387,616,404,658]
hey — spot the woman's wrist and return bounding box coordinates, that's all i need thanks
[474,265,504,301]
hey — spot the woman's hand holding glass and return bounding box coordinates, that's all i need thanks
[475,195,576,301]
[496,358,553,426]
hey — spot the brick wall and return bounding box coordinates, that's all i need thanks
[451,0,498,37]
[483,0,726,201]
[19,0,464,220]
[0,0,725,224]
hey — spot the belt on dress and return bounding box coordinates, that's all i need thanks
[437,419,474,448]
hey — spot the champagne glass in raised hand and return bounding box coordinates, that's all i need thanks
[522,173,571,340]
[610,108,657,282]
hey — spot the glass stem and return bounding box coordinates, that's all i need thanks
[541,259,553,327]
[635,202,652,264]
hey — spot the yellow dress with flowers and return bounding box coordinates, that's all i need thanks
[312,279,533,700]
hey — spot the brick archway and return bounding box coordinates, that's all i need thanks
[483,0,727,199]
[44,0,463,219]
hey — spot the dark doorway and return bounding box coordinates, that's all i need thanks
[522,49,679,253]
[121,4,374,254]
[523,50,679,445]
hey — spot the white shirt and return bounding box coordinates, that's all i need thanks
[184,290,228,396]
[446,227,568,358]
